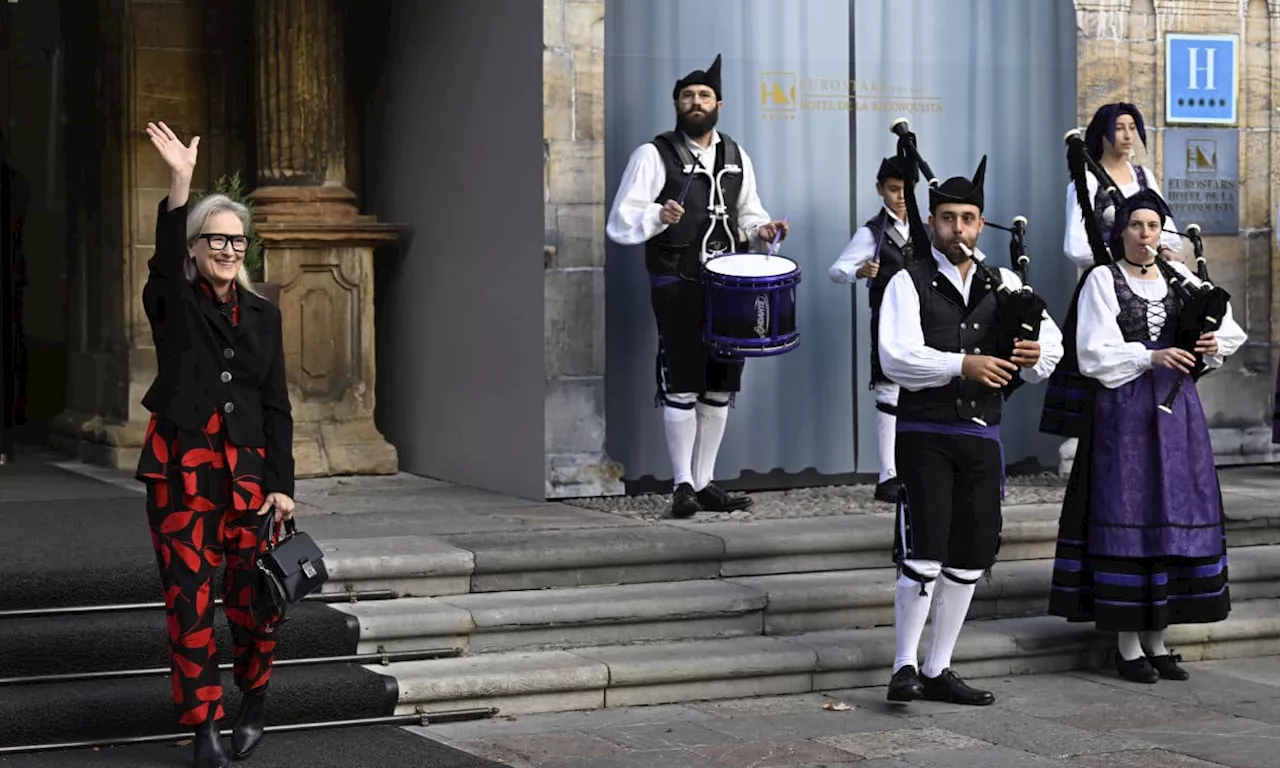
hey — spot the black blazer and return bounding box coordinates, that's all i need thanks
[140,197,295,498]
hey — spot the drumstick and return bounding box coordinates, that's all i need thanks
[767,216,788,258]
[675,166,696,206]
[676,158,707,206]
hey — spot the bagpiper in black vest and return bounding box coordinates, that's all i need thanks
[645,130,745,280]
[896,255,1004,426]
[865,209,913,387]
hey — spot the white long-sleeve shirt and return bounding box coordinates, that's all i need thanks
[1076,262,1246,389]
[878,246,1065,392]
[1063,162,1183,269]
[605,130,772,249]
[828,206,910,284]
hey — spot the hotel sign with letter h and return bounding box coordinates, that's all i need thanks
[1165,33,1238,125]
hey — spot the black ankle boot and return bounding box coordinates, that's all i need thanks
[231,688,267,760]
[193,718,229,768]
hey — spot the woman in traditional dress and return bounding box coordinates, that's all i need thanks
[1048,177,1245,684]
[1063,103,1183,269]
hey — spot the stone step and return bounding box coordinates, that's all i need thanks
[318,503,1280,598]
[368,598,1280,717]
[331,545,1280,655]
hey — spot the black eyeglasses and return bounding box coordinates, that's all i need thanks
[196,233,250,253]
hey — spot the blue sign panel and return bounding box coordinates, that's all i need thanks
[1166,33,1238,125]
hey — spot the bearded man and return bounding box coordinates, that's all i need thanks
[606,54,787,518]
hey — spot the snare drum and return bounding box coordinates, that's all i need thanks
[702,252,802,358]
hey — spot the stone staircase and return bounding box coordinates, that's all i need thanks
[313,501,1280,717]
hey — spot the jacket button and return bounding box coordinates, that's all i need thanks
[223,348,235,360]
[956,398,964,406]
[959,323,967,330]
[970,401,977,407]
[223,402,235,414]
[973,322,980,329]
[974,347,981,353]
[220,371,232,383]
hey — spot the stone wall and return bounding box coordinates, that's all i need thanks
[1064,0,1279,471]
[53,0,249,468]
[543,0,624,498]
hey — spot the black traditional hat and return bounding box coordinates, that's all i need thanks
[672,54,722,101]
[928,156,986,214]
[1107,187,1172,256]
[877,154,915,183]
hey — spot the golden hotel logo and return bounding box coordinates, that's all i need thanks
[760,73,944,120]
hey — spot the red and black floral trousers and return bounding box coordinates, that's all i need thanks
[137,411,279,726]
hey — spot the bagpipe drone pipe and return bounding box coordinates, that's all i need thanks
[890,118,1046,403]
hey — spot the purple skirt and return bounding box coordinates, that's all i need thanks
[1087,352,1223,560]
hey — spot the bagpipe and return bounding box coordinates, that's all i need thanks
[1150,229,1231,414]
[890,118,1046,401]
[1062,128,1230,415]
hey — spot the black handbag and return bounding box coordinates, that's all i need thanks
[253,515,328,624]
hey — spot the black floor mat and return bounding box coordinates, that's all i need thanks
[0,663,397,747]
[0,492,162,611]
[0,725,509,768]
[0,602,359,678]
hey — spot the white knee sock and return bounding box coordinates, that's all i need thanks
[893,574,936,673]
[875,411,897,484]
[873,384,898,484]
[1142,629,1169,657]
[921,569,981,679]
[692,393,729,491]
[663,394,698,488]
[1117,631,1144,661]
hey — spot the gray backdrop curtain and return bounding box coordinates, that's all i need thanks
[605,0,1079,485]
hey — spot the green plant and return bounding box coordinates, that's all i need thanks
[207,171,266,281]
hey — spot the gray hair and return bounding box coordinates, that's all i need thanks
[184,193,260,296]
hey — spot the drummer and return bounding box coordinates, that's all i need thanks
[606,53,789,518]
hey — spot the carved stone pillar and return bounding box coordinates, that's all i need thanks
[251,0,400,477]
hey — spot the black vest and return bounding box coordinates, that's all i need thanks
[1094,164,1148,244]
[645,131,744,278]
[865,210,913,312]
[1111,263,1179,345]
[896,256,1004,425]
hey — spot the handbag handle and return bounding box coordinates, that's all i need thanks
[255,510,298,551]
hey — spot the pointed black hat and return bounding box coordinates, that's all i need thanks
[673,54,722,101]
[929,155,987,214]
[877,154,915,183]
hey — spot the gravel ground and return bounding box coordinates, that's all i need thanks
[565,473,1068,523]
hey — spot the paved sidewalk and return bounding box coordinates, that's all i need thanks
[421,657,1280,767]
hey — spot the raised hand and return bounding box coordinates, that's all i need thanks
[145,121,199,177]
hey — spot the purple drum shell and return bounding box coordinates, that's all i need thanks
[702,254,801,358]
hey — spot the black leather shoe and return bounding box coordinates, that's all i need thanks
[231,688,267,760]
[921,668,996,706]
[1148,653,1189,681]
[670,483,700,518]
[193,718,230,768]
[886,665,924,702]
[874,478,901,503]
[1115,654,1160,684]
[695,482,752,512]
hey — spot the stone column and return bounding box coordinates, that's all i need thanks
[542,0,624,497]
[251,0,401,477]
